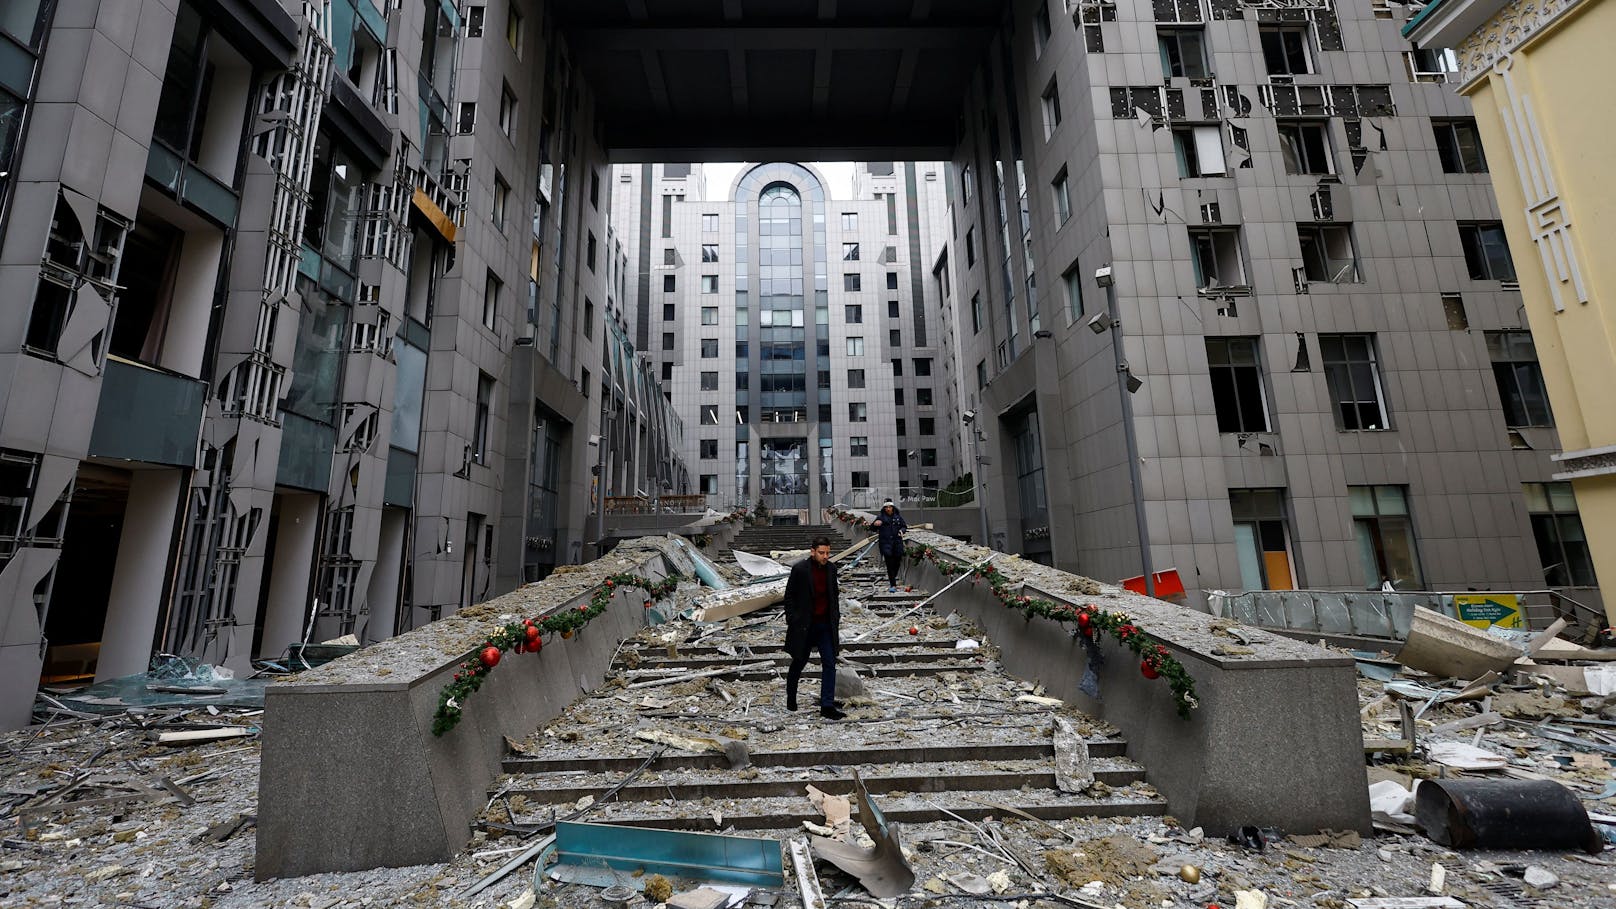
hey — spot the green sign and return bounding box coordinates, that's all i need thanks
[1454,594,1522,629]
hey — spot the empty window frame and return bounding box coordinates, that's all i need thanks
[482,270,501,330]
[843,273,861,292]
[1032,0,1052,56]
[1051,168,1072,224]
[850,436,869,457]
[847,337,864,356]
[1041,78,1062,139]
[663,302,675,320]
[1406,46,1458,81]
[1061,264,1083,323]
[1350,485,1423,589]
[914,357,932,376]
[700,275,718,293]
[1260,26,1312,76]
[851,470,870,488]
[700,371,719,391]
[849,402,868,422]
[1188,227,1245,288]
[1524,482,1597,587]
[700,438,718,458]
[845,304,863,323]
[700,405,719,425]
[700,474,718,493]
[1486,330,1553,428]
[498,82,516,136]
[888,300,900,319]
[1459,222,1516,281]
[1433,119,1487,173]
[1158,28,1209,79]
[663,274,676,292]
[965,228,976,268]
[1173,125,1226,177]
[1320,333,1389,430]
[1206,337,1270,433]
[700,306,718,325]
[847,368,866,388]
[970,292,983,333]
[1230,488,1297,590]
[492,174,508,228]
[1298,224,1360,283]
[701,338,718,357]
[1278,121,1333,175]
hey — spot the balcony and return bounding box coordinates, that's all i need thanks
[87,358,207,467]
[144,142,239,228]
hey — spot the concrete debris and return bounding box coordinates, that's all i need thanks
[1052,715,1093,793]
[1524,864,1560,889]
[666,885,732,909]
[1396,606,1523,679]
[1233,889,1268,909]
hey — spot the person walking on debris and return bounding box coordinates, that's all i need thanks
[782,536,845,719]
[873,500,908,593]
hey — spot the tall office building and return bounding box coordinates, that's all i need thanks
[0,0,683,728]
[613,161,962,522]
[946,0,1599,608]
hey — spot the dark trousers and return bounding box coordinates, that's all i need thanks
[787,622,837,708]
[883,550,903,586]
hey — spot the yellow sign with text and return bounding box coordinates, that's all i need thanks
[1453,594,1523,630]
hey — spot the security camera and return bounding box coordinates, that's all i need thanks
[962,410,975,425]
[1094,265,1114,288]
[1087,312,1111,335]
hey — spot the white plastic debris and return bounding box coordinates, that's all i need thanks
[954,639,980,651]
[1369,780,1417,825]
[1234,890,1268,909]
[1428,862,1447,894]
[1426,742,1507,771]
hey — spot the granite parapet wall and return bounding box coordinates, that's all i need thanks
[831,509,1370,836]
[256,538,680,879]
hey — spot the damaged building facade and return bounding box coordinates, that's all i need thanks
[0,0,684,728]
[612,162,965,522]
[947,0,1602,607]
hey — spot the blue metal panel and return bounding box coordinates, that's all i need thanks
[549,822,783,890]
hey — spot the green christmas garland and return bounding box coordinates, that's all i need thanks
[826,508,1199,718]
[431,572,682,736]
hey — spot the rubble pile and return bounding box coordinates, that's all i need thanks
[2,544,1613,908]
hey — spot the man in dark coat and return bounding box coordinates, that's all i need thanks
[782,536,845,719]
[873,501,908,592]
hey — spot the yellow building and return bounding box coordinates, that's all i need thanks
[1409,0,1616,625]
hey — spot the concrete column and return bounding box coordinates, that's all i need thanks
[96,469,184,682]
[364,508,407,644]
[258,493,320,658]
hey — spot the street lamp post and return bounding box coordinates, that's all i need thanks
[1097,266,1156,597]
[963,413,992,548]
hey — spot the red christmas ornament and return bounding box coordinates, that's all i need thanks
[525,625,541,645]
[605,579,614,588]
[530,636,543,653]
[480,645,502,668]
[1077,612,1092,630]
[644,599,654,609]
[908,626,919,635]
[1140,659,1160,680]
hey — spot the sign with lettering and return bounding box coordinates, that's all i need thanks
[1453,594,1523,630]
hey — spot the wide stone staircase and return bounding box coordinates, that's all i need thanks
[727,522,843,555]
[491,559,1165,845]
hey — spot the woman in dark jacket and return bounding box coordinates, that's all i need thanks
[873,501,908,592]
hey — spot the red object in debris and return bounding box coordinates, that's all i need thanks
[909,626,919,635]
[481,646,502,668]
[905,586,913,592]
[1077,612,1092,630]
[1121,568,1186,599]
[525,625,541,645]
[1140,659,1160,680]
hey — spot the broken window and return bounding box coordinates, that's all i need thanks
[1278,121,1334,175]
[1260,25,1312,76]
[473,372,493,464]
[1459,222,1516,282]
[1486,330,1553,428]
[1173,125,1226,177]
[483,270,501,330]
[1052,169,1072,224]
[1188,227,1245,289]
[850,437,869,458]
[700,438,718,459]
[1350,485,1422,590]
[1298,224,1359,283]
[1041,78,1062,139]
[1524,482,1597,588]
[1158,28,1209,78]
[0,450,39,568]
[1206,337,1269,433]
[700,371,718,391]
[1405,46,1458,82]
[1320,333,1388,430]
[1433,119,1487,174]
[1230,488,1296,591]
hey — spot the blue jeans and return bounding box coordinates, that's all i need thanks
[787,622,838,708]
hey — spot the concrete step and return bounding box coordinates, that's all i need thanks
[498,757,1146,805]
[495,788,1166,833]
[504,739,1129,775]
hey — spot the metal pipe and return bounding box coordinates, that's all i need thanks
[1105,280,1155,597]
[970,428,991,548]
